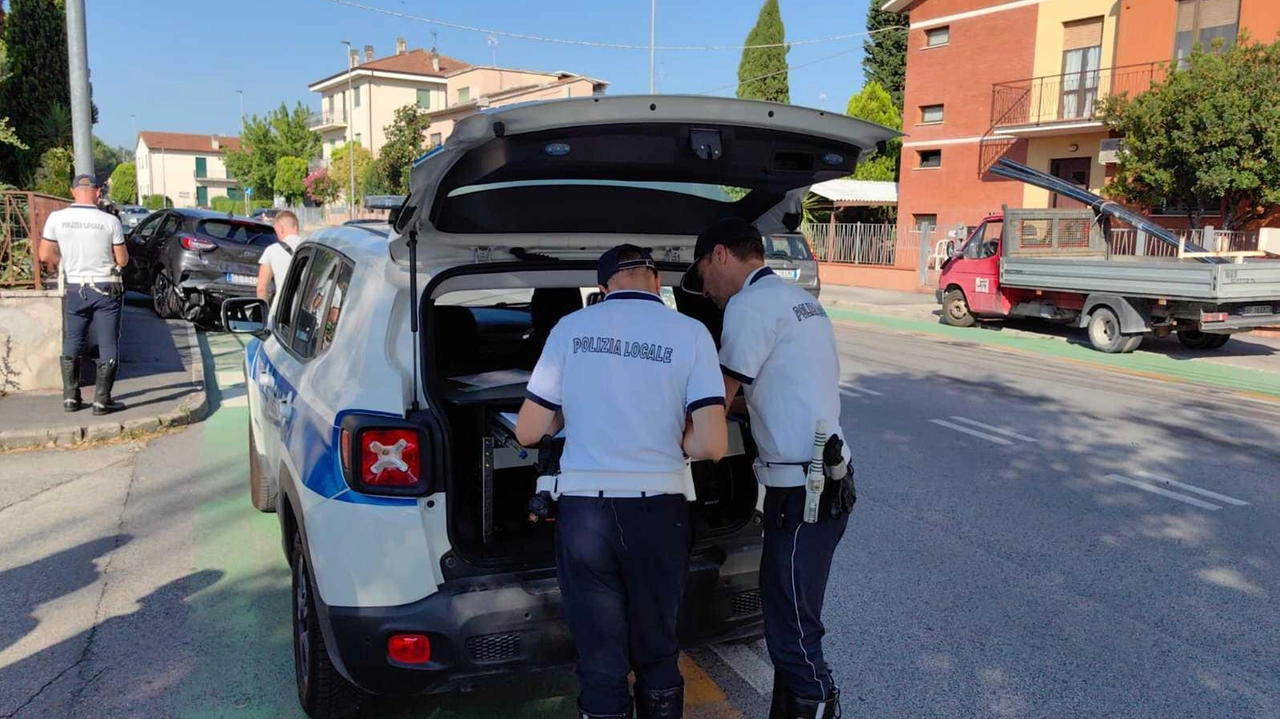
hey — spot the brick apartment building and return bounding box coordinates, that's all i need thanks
[883,0,1280,239]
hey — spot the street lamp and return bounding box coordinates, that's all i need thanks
[237,90,244,123]
[341,39,356,219]
[131,114,140,204]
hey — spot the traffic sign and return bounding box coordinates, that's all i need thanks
[245,187,254,197]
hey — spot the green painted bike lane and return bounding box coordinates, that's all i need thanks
[825,307,1280,400]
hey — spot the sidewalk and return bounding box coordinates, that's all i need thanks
[0,295,207,449]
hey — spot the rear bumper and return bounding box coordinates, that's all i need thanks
[315,543,764,696]
[1201,312,1280,332]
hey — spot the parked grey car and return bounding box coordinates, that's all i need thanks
[764,232,820,297]
[123,208,278,323]
[119,205,151,229]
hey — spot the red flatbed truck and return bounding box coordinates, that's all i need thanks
[936,208,1280,353]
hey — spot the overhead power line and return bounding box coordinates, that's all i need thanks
[696,45,863,95]
[324,0,906,52]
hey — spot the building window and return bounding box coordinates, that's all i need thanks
[917,150,942,168]
[913,214,938,231]
[429,132,442,147]
[195,156,207,179]
[353,85,361,108]
[920,104,944,124]
[457,86,471,103]
[1175,0,1239,65]
[416,88,431,109]
[925,26,949,48]
[1062,18,1103,120]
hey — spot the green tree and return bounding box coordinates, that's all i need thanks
[377,105,431,194]
[224,102,321,200]
[108,162,137,204]
[862,5,909,108]
[304,168,340,204]
[0,0,69,183]
[329,142,374,205]
[362,160,391,197]
[845,81,902,182]
[93,136,129,184]
[736,0,789,104]
[142,194,173,211]
[0,117,26,150]
[1101,38,1280,230]
[273,156,308,205]
[32,146,72,197]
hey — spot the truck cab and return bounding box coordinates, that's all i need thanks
[937,214,1006,325]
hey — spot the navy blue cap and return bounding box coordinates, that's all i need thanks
[681,218,763,294]
[597,244,656,286]
[71,174,98,188]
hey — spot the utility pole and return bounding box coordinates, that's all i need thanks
[131,115,141,204]
[341,40,356,220]
[649,0,656,94]
[238,90,244,123]
[65,0,94,178]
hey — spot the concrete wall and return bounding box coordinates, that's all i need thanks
[447,67,558,101]
[0,290,62,392]
[1116,0,1280,66]
[818,264,929,294]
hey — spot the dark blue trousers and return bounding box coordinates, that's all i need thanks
[556,493,692,716]
[63,283,122,363]
[761,485,850,701]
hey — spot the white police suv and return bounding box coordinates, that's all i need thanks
[222,95,895,718]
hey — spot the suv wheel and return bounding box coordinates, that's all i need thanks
[292,533,362,719]
[248,422,276,512]
[152,269,182,320]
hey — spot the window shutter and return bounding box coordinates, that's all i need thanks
[1199,0,1239,28]
[1063,17,1103,51]
[1176,0,1197,32]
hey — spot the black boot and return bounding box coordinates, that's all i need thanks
[92,360,125,415]
[61,356,83,412]
[769,673,788,719]
[783,686,841,719]
[635,684,683,719]
[576,699,633,719]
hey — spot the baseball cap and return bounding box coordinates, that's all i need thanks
[71,174,98,189]
[680,218,763,294]
[597,244,656,286]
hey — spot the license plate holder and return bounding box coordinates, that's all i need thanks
[778,269,800,281]
[226,273,257,287]
[1241,304,1273,317]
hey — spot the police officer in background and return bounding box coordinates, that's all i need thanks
[684,219,855,719]
[39,174,129,415]
[515,244,728,719]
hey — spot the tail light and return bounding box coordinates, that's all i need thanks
[387,634,431,664]
[1201,312,1229,324]
[338,415,438,496]
[180,234,217,252]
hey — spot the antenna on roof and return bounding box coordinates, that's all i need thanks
[430,30,438,54]
[487,33,498,67]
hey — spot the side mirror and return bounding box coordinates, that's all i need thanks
[222,297,270,336]
[586,291,605,306]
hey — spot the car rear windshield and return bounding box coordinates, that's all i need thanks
[765,234,813,260]
[197,219,277,247]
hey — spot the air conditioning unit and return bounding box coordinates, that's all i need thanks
[1098,138,1124,165]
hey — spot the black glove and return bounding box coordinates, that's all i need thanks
[527,490,556,523]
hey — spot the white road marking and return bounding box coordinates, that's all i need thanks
[710,641,775,695]
[1105,475,1222,511]
[1134,471,1249,506]
[948,416,1038,443]
[842,383,883,397]
[929,419,1013,445]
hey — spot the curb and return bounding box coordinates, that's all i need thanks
[0,322,210,451]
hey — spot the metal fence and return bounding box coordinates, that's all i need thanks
[992,61,1168,129]
[1108,227,1258,258]
[1,191,70,289]
[284,205,393,232]
[805,223,912,267]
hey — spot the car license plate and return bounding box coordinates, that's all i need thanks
[1241,304,1273,316]
[226,273,257,286]
[778,269,800,281]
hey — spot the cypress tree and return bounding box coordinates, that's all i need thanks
[737,0,790,104]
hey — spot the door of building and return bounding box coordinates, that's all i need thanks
[1049,157,1091,209]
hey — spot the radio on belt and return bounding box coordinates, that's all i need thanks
[804,420,850,523]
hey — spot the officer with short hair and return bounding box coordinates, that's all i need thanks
[515,244,728,719]
[39,174,129,415]
[683,218,855,719]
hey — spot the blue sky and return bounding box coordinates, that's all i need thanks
[83,0,877,149]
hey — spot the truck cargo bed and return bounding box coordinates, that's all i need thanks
[1000,258,1280,302]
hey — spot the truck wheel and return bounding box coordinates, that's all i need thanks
[942,289,976,328]
[1087,307,1131,353]
[293,533,363,719]
[1177,329,1219,350]
[1208,334,1231,349]
[1120,334,1144,353]
[249,422,276,513]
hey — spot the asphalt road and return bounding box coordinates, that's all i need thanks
[1,319,1277,718]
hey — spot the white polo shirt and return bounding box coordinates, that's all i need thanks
[41,204,125,283]
[525,290,725,496]
[720,266,849,487]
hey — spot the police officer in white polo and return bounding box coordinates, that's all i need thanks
[515,244,728,719]
[39,174,129,415]
[683,218,855,719]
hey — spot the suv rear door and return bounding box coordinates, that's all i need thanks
[392,96,900,263]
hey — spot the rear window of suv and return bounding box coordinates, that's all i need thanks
[197,219,277,247]
[765,234,813,260]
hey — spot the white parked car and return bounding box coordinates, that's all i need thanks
[222,95,894,719]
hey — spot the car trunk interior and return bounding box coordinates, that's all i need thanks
[424,265,758,570]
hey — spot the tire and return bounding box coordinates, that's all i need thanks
[151,269,182,320]
[942,289,976,328]
[1087,307,1134,353]
[292,533,363,719]
[1177,329,1220,350]
[249,423,277,513]
[1207,334,1231,349]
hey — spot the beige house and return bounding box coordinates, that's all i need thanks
[307,38,607,166]
[135,132,242,208]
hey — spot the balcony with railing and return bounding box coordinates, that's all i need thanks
[991,61,1168,136]
[308,111,348,131]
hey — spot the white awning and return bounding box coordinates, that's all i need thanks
[809,179,898,207]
